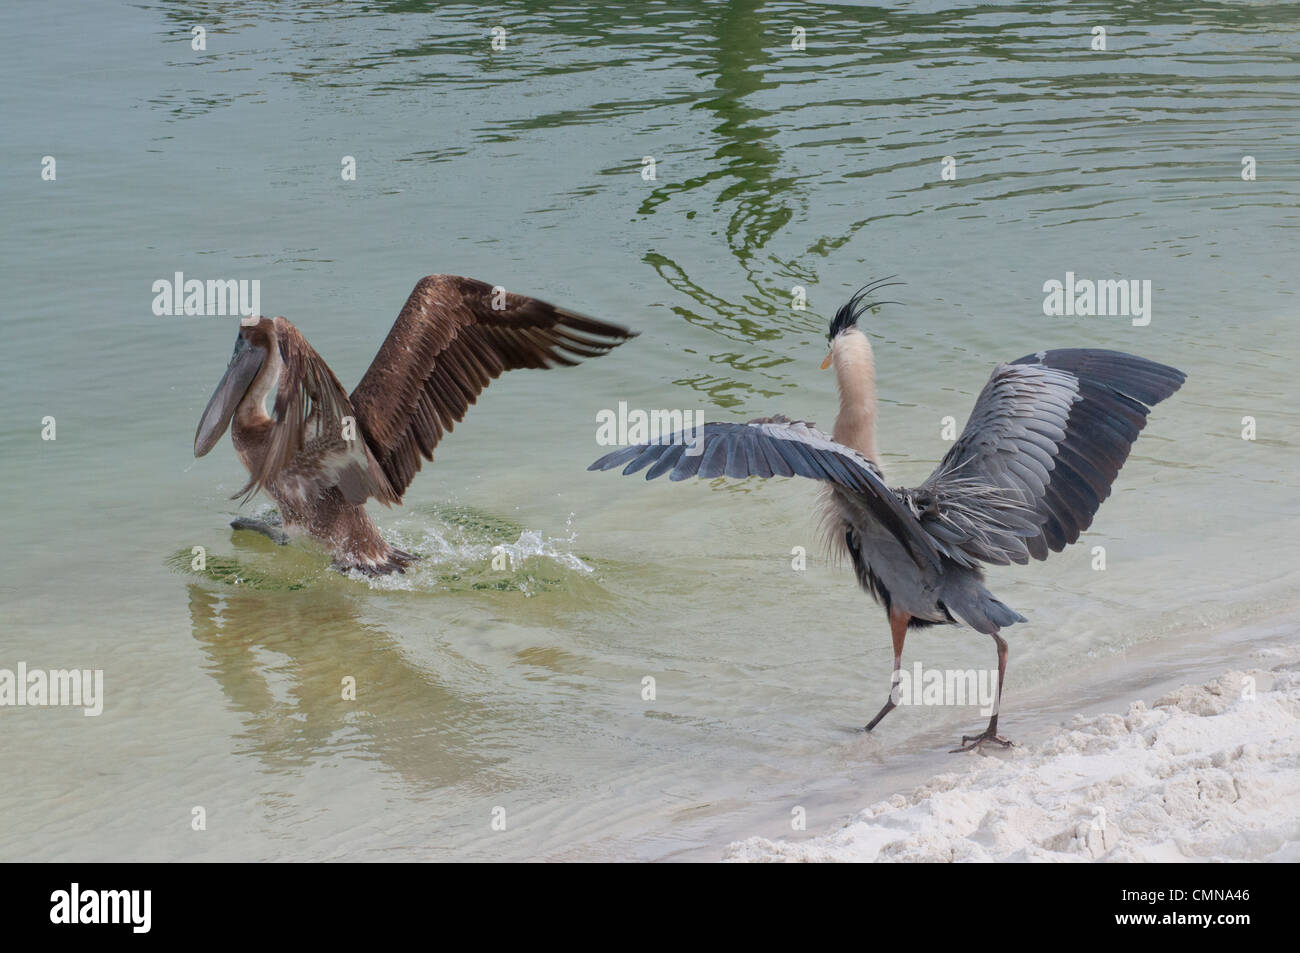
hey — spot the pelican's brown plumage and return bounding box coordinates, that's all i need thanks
[195,274,636,574]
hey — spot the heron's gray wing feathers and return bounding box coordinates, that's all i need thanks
[911,349,1185,567]
[589,416,943,571]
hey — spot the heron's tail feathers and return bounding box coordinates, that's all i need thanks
[942,576,1027,634]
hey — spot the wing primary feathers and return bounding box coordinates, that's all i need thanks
[350,274,636,499]
[914,349,1184,566]
[588,418,943,572]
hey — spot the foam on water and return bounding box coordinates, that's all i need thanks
[170,503,595,596]
[355,516,594,595]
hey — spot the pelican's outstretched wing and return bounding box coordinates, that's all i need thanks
[908,349,1185,567]
[238,318,399,506]
[351,275,636,500]
[589,416,943,572]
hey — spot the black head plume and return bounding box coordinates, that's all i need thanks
[827,276,903,341]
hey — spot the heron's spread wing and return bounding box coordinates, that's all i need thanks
[910,348,1185,567]
[237,318,399,506]
[350,274,636,500]
[589,416,943,571]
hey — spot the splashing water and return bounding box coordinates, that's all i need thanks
[174,504,595,596]
[353,514,594,595]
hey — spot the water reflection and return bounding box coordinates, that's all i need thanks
[186,582,495,786]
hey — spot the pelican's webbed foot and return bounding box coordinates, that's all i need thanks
[231,517,290,545]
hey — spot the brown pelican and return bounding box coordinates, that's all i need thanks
[589,283,1185,750]
[195,274,636,574]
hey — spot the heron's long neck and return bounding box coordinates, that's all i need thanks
[832,334,880,465]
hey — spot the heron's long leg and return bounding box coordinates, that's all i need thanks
[231,517,290,545]
[950,631,1014,752]
[988,632,1008,733]
[865,609,910,732]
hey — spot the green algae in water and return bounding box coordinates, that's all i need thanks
[409,502,526,540]
[167,548,311,591]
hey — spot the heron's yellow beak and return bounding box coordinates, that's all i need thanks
[820,351,833,370]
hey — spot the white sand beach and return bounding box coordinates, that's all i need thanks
[726,641,1300,862]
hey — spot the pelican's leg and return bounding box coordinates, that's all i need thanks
[950,632,1014,752]
[230,516,290,545]
[865,609,910,732]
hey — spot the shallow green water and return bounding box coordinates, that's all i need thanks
[2,1,1298,860]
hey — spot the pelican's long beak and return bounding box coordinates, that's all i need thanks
[194,335,266,457]
[820,350,833,370]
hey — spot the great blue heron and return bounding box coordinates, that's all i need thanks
[589,283,1185,750]
[195,274,636,574]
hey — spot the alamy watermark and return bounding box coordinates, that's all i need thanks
[1042,272,1152,326]
[596,402,706,455]
[152,271,260,321]
[50,884,150,933]
[0,663,103,716]
[891,663,999,716]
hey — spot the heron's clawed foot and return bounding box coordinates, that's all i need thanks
[863,699,896,734]
[230,517,290,545]
[949,727,1015,753]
